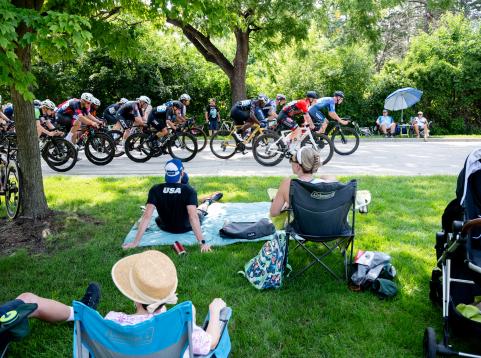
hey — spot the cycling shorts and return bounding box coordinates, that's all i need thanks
[148,115,167,132]
[103,111,118,125]
[55,113,75,131]
[308,108,326,124]
[230,106,250,125]
[277,111,298,130]
[116,114,133,130]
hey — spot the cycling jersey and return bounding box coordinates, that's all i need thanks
[262,99,276,117]
[117,101,142,120]
[56,99,90,120]
[103,103,121,125]
[311,97,336,113]
[280,100,309,117]
[147,104,176,131]
[231,99,266,125]
[163,100,184,121]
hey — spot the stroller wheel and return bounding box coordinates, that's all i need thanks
[423,327,437,358]
[429,268,442,306]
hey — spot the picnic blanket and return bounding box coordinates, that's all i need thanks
[123,202,275,247]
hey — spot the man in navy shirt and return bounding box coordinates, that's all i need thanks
[123,159,222,252]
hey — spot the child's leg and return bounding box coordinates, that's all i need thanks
[16,292,72,323]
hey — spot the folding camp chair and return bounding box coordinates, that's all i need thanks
[73,301,232,358]
[286,179,357,280]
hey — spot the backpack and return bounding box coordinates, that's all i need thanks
[239,232,291,290]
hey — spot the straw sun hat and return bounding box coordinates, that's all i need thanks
[112,250,178,313]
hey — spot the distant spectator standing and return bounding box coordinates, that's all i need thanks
[413,111,429,141]
[376,109,396,137]
[205,98,221,136]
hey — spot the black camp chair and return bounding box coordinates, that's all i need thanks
[285,179,357,280]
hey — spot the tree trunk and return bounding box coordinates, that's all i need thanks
[229,29,249,104]
[10,10,49,219]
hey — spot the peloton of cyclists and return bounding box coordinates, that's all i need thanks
[147,100,184,149]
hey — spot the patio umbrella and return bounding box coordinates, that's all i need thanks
[384,87,423,122]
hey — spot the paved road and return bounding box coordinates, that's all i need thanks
[42,140,481,177]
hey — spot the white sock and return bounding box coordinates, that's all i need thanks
[65,133,73,142]
[67,306,74,322]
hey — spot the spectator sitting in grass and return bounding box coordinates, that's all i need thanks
[376,109,396,137]
[11,250,227,355]
[122,159,223,252]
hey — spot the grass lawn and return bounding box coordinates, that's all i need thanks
[0,175,474,357]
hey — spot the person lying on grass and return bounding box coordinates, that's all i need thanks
[122,159,223,252]
[12,250,227,355]
[270,146,336,217]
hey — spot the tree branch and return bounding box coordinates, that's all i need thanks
[166,17,234,76]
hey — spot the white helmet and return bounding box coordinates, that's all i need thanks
[136,95,151,105]
[179,93,191,102]
[92,97,101,106]
[119,97,128,104]
[41,99,56,110]
[81,92,95,103]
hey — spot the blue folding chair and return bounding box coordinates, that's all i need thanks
[73,301,232,358]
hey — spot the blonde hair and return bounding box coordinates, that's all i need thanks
[296,147,321,174]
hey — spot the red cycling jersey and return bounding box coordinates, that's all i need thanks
[281,99,309,116]
[56,99,90,119]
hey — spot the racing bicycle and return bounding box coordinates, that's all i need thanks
[323,118,360,155]
[125,127,198,163]
[252,126,334,167]
[0,133,21,219]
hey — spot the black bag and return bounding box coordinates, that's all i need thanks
[219,218,275,240]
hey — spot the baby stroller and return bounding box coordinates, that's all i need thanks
[425,149,481,357]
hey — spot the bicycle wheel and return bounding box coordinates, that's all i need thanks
[5,161,21,219]
[252,132,285,166]
[85,132,115,165]
[188,127,207,152]
[42,138,78,172]
[108,130,125,157]
[301,133,334,165]
[167,132,198,162]
[124,133,152,163]
[210,130,237,159]
[331,127,360,155]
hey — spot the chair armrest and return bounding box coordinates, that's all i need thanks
[196,307,233,357]
[461,218,481,236]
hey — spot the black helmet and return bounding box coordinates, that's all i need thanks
[306,91,318,99]
[334,90,344,98]
[276,94,286,101]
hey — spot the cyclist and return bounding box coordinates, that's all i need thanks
[116,96,150,139]
[103,98,128,128]
[262,94,287,122]
[36,100,63,138]
[56,93,102,144]
[308,90,349,134]
[90,97,101,118]
[147,101,183,148]
[178,93,191,122]
[230,94,269,139]
[273,91,319,152]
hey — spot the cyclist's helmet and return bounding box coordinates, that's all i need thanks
[179,93,191,102]
[276,94,286,101]
[296,100,309,113]
[41,99,56,110]
[119,97,128,104]
[258,93,269,103]
[172,100,183,109]
[33,99,42,107]
[92,97,101,106]
[306,91,318,99]
[81,92,95,103]
[333,90,345,98]
[137,95,151,105]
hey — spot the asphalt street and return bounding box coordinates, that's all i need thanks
[42,139,481,177]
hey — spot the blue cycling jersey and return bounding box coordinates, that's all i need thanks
[311,97,336,113]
